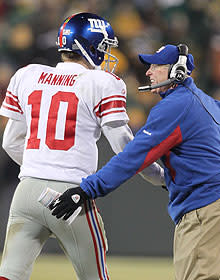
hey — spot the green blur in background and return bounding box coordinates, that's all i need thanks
[30,255,174,280]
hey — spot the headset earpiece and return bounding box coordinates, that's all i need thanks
[169,44,189,83]
[138,43,189,92]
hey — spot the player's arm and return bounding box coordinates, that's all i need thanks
[2,118,27,165]
[0,67,28,165]
[102,121,165,186]
[139,162,165,186]
[101,121,133,155]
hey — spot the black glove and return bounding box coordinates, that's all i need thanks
[49,187,89,220]
[161,185,168,191]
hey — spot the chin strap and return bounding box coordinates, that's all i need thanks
[74,39,97,69]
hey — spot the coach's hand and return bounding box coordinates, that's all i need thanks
[50,187,89,220]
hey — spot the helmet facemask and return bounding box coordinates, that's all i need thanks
[97,36,119,73]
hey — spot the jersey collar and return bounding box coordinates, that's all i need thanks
[56,62,87,71]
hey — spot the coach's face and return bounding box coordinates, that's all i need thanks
[146,64,170,94]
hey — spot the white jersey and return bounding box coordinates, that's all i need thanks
[0,62,129,184]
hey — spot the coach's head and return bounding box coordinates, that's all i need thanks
[138,44,195,95]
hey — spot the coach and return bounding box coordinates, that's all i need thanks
[51,44,220,280]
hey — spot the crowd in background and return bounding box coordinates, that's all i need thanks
[0,0,220,183]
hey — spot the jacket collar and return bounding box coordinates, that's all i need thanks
[159,77,193,99]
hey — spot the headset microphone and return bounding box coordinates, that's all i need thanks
[138,77,175,92]
[138,44,189,93]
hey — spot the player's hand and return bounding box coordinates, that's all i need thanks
[49,187,88,220]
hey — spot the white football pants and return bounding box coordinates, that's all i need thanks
[0,177,109,280]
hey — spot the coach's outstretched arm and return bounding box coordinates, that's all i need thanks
[50,93,185,220]
[50,129,154,220]
[50,122,167,221]
[102,122,165,186]
[50,125,168,220]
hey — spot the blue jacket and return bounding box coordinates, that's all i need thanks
[80,77,220,224]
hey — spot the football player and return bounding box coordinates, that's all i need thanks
[0,13,164,280]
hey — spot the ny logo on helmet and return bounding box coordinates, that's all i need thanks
[88,18,110,35]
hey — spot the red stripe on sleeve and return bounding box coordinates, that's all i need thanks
[6,91,19,100]
[100,109,126,118]
[3,91,23,114]
[5,96,22,111]
[136,125,182,174]
[2,104,23,114]
[95,100,126,117]
[94,95,126,112]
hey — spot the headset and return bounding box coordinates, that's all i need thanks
[138,44,189,92]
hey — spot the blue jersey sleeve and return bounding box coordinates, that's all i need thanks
[81,88,192,198]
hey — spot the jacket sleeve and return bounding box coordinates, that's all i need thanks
[80,91,191,198]
[102,122,165,185]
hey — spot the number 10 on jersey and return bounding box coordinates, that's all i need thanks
[27,90,79,151]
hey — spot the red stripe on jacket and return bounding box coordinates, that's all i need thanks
[164,150,176,181]
[136,126,182,178]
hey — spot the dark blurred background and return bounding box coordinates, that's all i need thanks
[0,0,220,257]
